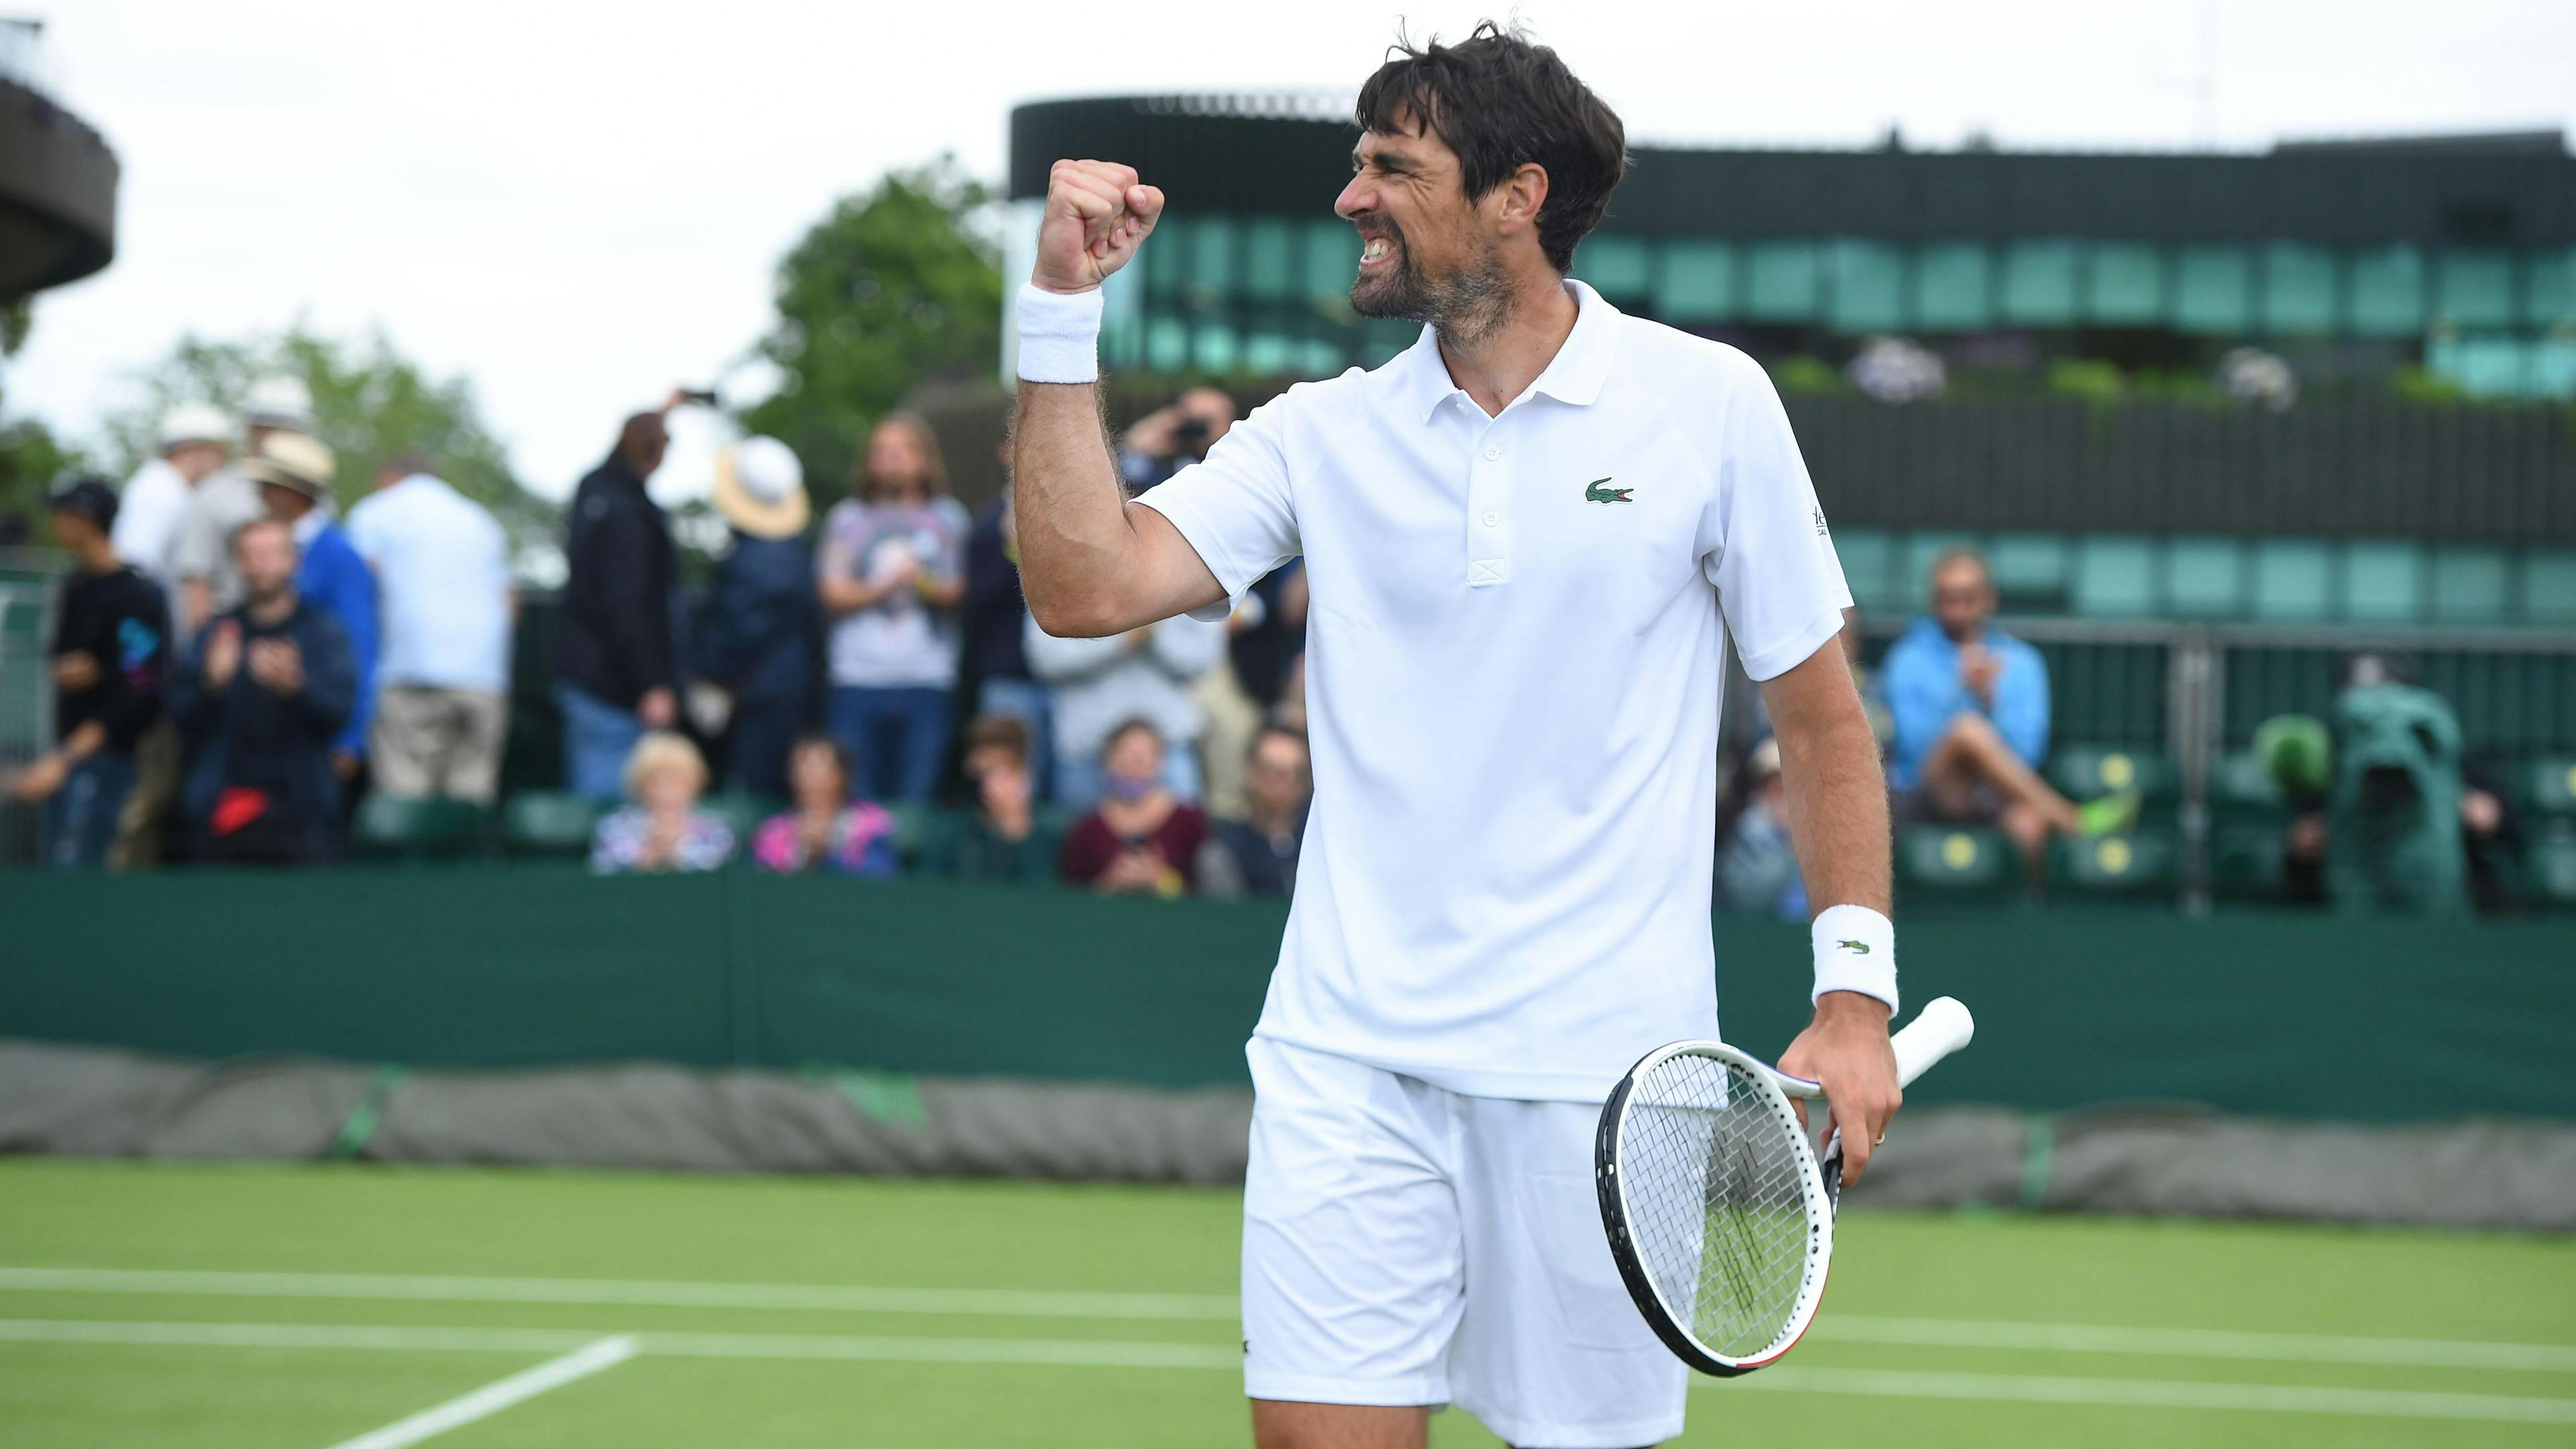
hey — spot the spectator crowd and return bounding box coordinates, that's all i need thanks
[13,383,1316,900]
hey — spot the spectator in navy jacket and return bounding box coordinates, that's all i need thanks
[558,403,680,798]
[243,431,378,784]
[696,437,817,799]
[170,517,357,863]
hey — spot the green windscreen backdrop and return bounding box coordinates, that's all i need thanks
[3,869,2569,1122]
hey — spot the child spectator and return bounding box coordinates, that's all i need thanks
[752,735,898,877]
[1059,720,1208,897]
[590,731,733,873]
[924,714,1060,882]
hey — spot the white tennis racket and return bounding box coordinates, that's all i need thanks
[1593,996,1974,1376]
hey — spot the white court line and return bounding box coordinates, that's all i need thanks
[0,1267,1236,1322]
[5,1267,2571,1372]
[322,1335,637,1449]
[1728,1365,2576,1426]
[0,1318,2571,1426]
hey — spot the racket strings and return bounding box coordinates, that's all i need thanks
[1623,1055,1817,1359]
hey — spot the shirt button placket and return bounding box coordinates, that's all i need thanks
[1468,433,1509,587]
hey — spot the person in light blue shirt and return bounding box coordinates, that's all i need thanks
[345,455,516,802]
[1883,549,2128,871]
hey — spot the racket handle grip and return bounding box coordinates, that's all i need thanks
[1892,996,1974,1087]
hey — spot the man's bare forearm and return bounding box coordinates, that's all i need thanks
[1766,653,1892,916]
[1013,380,1134,638]
[1011,382,1225,639]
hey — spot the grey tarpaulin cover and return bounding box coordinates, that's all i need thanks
[3,1040,2569,1230]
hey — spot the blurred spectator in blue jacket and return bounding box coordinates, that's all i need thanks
[1884,549,2127,871]
[170,517,356,864]
[12,480,168,867]
[241,432,377,790]
[696,437,817,799]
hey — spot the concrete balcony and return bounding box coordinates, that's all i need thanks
[0,75,118,302]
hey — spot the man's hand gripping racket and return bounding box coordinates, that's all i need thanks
[1593,997,1974,1377]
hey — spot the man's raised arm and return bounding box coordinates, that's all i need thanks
[1012,160,1227,639]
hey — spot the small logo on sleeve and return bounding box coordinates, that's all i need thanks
[1583,478,1633,504]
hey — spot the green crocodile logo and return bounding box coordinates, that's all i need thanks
[1583,478,1633,504]
[1835,939,1871,955]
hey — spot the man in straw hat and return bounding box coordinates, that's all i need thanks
[114,402,235,605]
[695,435,817,798]
[241,430,378,784]
[172,375,318,633]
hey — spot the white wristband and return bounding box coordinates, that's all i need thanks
[1811,904,1898,1013]
[1014,283,1104,384]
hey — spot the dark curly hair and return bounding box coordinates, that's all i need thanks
[1354,21,1629,274]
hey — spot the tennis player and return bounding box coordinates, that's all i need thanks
[1013,24,1902,1449]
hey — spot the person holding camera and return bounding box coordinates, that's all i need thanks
[1116,386,1236,493]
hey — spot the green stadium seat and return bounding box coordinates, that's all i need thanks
[2259,243,2340,333]
[1655,240,1737,322]
[354,796,488,861]
[1827,240,1904,331]
[2210,751,2291,824]
[2175,246,2251,333]
[884,802,934,866]
[1833,529,1896,616]
[2251,541,2332,622]
[2071,537,2155,617]
[2340,543,2422,623]
[1744,241,1820,323]
[502,792,608,858]
[1896,826,2019,900]
[2429,547,2512,625]
[2164,538,2247,618]
[2435,250,2515,328]
[2049,828,2181,898]
[1988,533,2070,607]
[2524,551,2576,625]
[1577,235,1652,303]
[2085,243,2165,325]
[2525,833,2576,910]
[1914,242,1994,331]
[2000,241,2079,326]
[2047,746,2180,804]
[2347,244,2426,336]
[702,794,779,850]
[2208,824,2289,901]
[2517,759,2576,820]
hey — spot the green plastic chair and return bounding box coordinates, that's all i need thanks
[2046,746,2180,806]
[2208,751,2290,826]
[2208,824,2289,901]
[501,792,608,858]
[354,796,488,861]
[2518,759,2576,821]
[2049,828,2181,898]
[701,793,780,849]
[2525,832,2576,910]
[1895,826,2019,900]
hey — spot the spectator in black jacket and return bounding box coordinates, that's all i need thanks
[695,437,816,799]
[12,480,170,866]
[170,517,357,864]
[557,403,679,799]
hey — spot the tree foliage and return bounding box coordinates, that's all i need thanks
[99,327,556,554]
[0,300,84,546]
[740,156,1004,492]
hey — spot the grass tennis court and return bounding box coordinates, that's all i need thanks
[2,1159,2570,1448]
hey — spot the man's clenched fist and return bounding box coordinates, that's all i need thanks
[1034,160,1164,294]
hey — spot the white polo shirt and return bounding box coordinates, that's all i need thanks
[1136,281,1850,1102]
[344,473,514,695]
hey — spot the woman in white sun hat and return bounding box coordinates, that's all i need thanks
[694,435,818,799]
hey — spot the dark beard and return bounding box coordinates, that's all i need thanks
[1350,232,1513,349]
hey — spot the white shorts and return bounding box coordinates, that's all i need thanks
[1241,1036,1688,1448]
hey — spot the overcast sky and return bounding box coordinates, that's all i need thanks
[13,0,2575,502]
